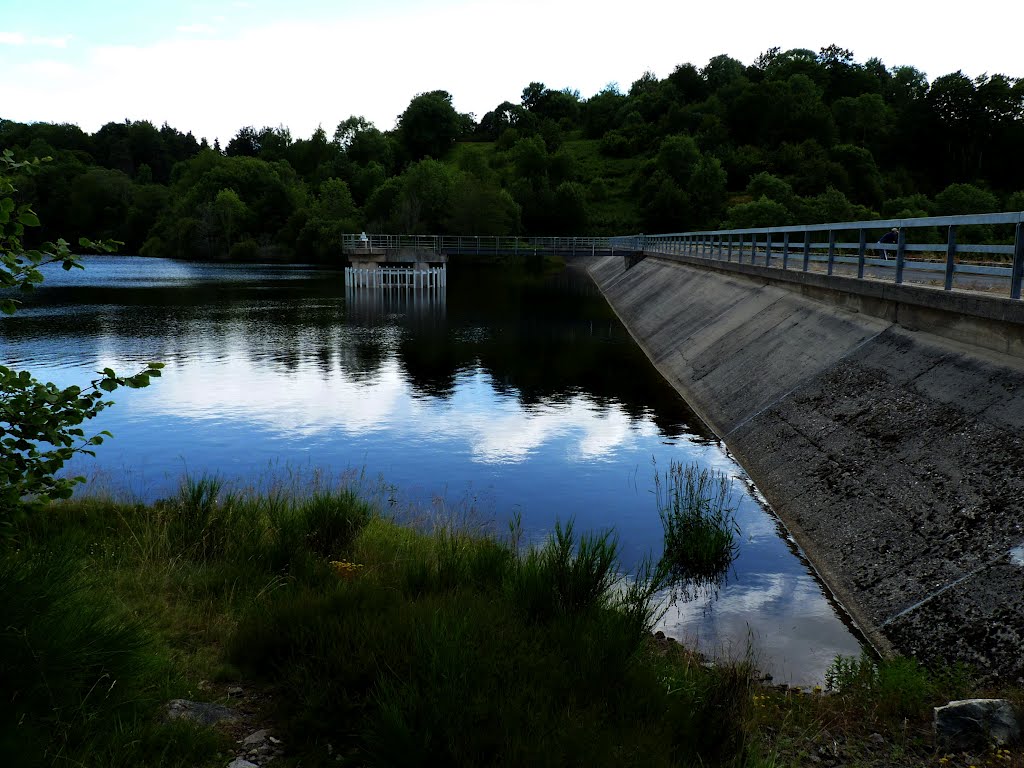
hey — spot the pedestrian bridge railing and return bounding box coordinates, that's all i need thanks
[342,234,613,256]
[613,212,1024,300]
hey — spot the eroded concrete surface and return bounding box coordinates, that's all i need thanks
[588,255,1024,682]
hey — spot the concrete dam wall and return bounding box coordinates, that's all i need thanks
[587,253,1024,682]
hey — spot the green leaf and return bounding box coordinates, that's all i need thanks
[98,379,118,392]
[17,212,40,227]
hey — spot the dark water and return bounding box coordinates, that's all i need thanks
[1,255,863,682]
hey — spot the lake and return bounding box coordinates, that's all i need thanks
[1,254,865,683]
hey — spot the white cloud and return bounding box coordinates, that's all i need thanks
[119,337,650,465]
[176,23,217,35]
[0,32,71,48]
[1,0,1020,146]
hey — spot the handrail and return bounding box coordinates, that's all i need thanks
[341,234,613,254]
[612,211,1024,301]
[340,211,1024,301]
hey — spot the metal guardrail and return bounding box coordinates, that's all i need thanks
[612,211,1024,300]
[341,234,613,255]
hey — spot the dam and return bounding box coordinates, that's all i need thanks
[587,212,1024,681]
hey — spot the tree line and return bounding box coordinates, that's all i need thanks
[2,45,1023,262]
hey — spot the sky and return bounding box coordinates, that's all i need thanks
[1,0,1019,146]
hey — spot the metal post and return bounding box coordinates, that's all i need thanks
[1012,223,1024,300]
[765,233,773,267]
[727,234,733,261]
[802,231,811,272]
[857,229,867,279]
[944,225,958,292]
[750,234,756,264]
[782,232,790,270]
[895,227,907,285]
[827,230,836,276]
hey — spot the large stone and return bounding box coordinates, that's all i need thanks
[165,698,241,726]
[934,698,1020,750]
[241,729,271,746]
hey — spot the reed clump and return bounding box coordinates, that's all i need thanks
[655,460,739,589]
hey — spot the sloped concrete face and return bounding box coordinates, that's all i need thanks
[588,255,1024,681]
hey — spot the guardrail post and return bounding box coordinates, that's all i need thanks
[857,229,867,278]
[782,232,790,270]
[802,231,811,272]
[727,234,733,261]
[944,225,958,292]
[1012,223,1024,300]
[894,227,907,285]
[750,234,756,264]
[827,230,836,276]
[765,233,773,267]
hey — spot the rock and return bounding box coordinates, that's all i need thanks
[227,760,259,768]
[165,699,240,726]
[228,686,244,696]
[241,728,271,746]
[934,698,1020,750]
[868,732,885,745]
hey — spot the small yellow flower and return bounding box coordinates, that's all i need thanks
[329,560,365,579]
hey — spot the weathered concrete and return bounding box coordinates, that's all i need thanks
[588,254,1024,680]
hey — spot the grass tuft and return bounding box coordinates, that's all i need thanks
[655,460,739,591]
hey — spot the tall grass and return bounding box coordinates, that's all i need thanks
[12,472,996,767]
[0,545,225,767]
[655,460,739,593]
[229,515,745,767]
[825,652,976,722]
[0,474,379,767]
[3,475,772,766]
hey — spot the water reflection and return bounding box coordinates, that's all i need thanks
[344,281,447,324]
[0,255,865,683]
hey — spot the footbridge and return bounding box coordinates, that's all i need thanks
[342,233,620,260]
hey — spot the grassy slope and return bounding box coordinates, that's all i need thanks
[2,484,1020,767]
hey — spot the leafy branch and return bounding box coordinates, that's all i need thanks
[1,149,158,518]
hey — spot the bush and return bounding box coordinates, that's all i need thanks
[228,238,259,261]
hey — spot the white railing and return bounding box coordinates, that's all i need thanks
[614,211,1024,300]
[344,266,446,290]
[341,234,613,255]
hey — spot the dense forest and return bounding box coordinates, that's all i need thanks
[2,46,1023,262]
